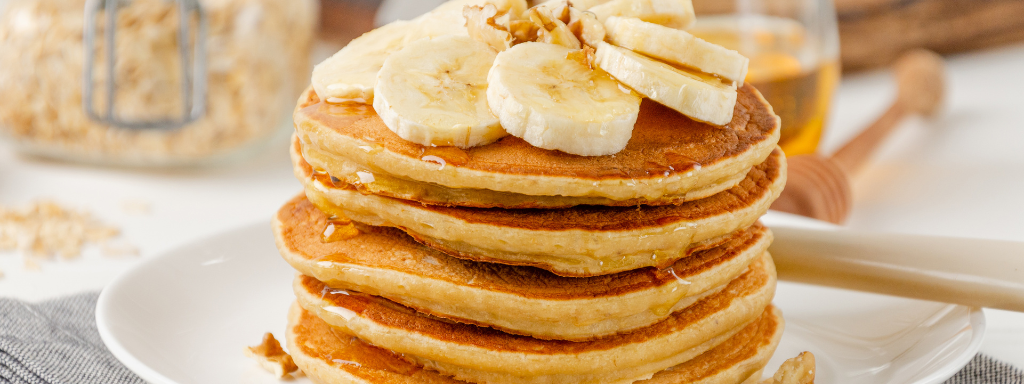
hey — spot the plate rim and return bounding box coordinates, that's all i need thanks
[96,222,269,384]
[96,220,988,384]
[917,306,987,384]
[97,253,174,384]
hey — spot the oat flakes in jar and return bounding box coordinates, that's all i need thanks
[0,0,318,166]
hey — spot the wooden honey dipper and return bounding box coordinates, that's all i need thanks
[771,49,946,224]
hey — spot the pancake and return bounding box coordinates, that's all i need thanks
[296,146,785,277]
[296,135,747,209]
[292,84,780,205]
[275,194,773,340]
[292,252,777,384]
[286,302,783,384]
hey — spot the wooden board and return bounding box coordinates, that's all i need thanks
[321,0,1024,71]
[837,0,1024,71]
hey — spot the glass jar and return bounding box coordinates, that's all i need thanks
[690,0,841,156]
[0,0,318,166]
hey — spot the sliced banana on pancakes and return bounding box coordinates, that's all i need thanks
[311,20,417,103]
[373,35,505,148]
[605,16,749,84]
[314,0,750,155]
[487,42,642,156]
[312,0,525,103]
[595,41,737,125]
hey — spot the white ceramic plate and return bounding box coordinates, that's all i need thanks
[97,212,985,384]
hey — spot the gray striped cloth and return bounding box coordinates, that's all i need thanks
[1,293,1022,384]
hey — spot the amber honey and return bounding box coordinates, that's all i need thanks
[749,58,840,156]
[322,215,360,243]
[690,17,840,156]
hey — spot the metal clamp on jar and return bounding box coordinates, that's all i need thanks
[83,0,207,130]
[0,0,318,166]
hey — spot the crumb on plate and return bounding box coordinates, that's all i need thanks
[245,332,299,378]
[761,351,815,384]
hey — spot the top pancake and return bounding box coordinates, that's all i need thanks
[293,84,780,203]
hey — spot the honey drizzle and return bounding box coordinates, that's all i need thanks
[322,215,360,243]
[649,265,694,317]
[656,216,683,226]
[312,167,342,188]
[320,328,424,376]
[419,146,470,169]
[645,150,702,176]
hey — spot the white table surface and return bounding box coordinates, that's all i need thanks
[2,44,1022,370]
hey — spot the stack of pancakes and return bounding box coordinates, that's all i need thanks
[274,83,787,384]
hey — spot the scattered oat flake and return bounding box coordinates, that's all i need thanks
[23,257,41,271]
[245,333,299,378]
[121,200,152,215]
[0,200,120,264]
[101,240,140,258]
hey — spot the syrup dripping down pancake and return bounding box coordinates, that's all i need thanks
[291,252,776,384]
[275,194,772,340]
[294,144,785,277]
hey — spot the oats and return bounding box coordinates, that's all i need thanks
[121,200,152,215]
[23,257,41,271]
[0,200,120,265]
[0,0,317,165]
[101,240,140,258]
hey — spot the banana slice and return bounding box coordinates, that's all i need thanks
[488,42,641,156]
[594,41,736,125]
[589,0,695,29]
[373,35,504,148]
[311,20,415,103]
[605,16,748,84]
[311,0,525,103]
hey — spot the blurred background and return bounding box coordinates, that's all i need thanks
[0,0,1023,368]
[1,0,1020,166]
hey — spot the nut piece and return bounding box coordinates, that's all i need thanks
[567,7,606,47]
[464,4,515,51]
[528,6,581,49]
[540,1,607,47]
[509,19,541,42]
[244,333,299,378]
[760,351,816,384]
[565,46,596,69]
